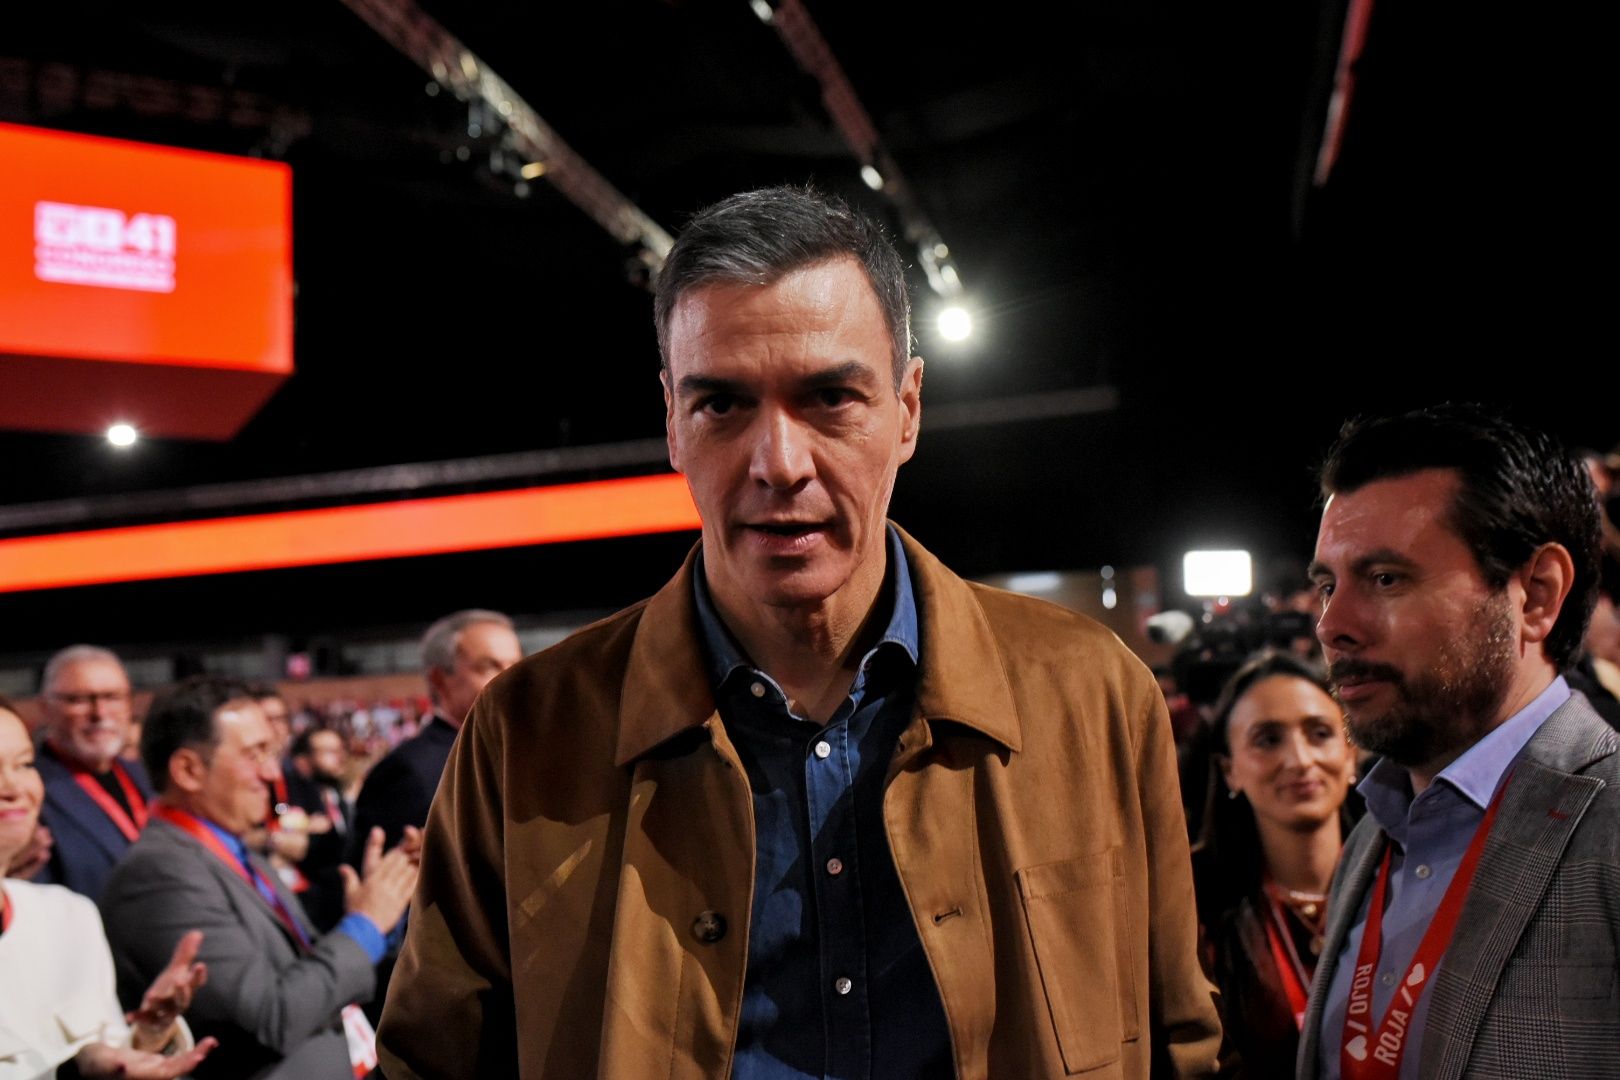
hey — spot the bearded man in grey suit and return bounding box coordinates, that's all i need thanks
[100,676,420,1080]
[1299,404,1618,1080]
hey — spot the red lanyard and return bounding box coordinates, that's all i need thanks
[1340,773,1512,1079]
[151,804,309,949]
[65,757,148,842]
[1261,893,1312,1030]
[0,887,10,934]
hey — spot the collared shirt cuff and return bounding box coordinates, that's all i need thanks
[334,913,387,963]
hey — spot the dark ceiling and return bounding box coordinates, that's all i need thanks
[1,0,1610,655]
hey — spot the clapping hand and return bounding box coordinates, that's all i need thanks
[338,826,422,934]
[76,1037,218,1079]
[128,930,208,1052]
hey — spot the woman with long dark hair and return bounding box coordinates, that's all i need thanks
[1192,651,1360,1078]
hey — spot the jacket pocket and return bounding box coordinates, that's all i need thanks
[1016,847,1139,1075]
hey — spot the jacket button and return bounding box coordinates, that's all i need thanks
[691,910,727,944]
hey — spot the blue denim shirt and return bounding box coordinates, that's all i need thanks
[1316,676,1571,1079]
[693,527,953,1080]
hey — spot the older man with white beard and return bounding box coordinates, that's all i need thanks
[30,645,152,899]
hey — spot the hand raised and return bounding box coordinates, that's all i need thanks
[339,827,421,933]
[128,930,208,1051]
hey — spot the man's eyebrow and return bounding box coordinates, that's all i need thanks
[1308,548,1418,580]
[676,362,877,397]
[799,361,873,389]
[675,375,745,397]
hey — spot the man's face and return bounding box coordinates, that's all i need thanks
[1311,468,1520,771]
[662,256,922,614]
[430,621,523,725]
[193,699,281,835]
[306,730,348,785]
[259,696,291,757]
[43,657,133,771]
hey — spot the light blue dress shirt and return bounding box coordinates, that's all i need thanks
[1316,676,1571,1079]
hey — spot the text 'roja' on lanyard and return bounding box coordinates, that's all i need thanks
[1340,771,1513,1079]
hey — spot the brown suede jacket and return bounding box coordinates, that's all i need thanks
[378,528,1220,1079]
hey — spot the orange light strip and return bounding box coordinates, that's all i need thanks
[0,474,699,593]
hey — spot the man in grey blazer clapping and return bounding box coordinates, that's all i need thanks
[100,676,419,1080]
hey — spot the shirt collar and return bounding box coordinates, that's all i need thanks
[692,524,920,689]
[196,815,252,866]
[1361,675,1571,829]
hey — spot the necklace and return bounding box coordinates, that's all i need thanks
[1262,880,1329,954]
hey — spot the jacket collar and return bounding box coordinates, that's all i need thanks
[615,523,1021,766]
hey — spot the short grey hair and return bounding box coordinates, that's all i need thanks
[653,185,912,386]
[420,609,514,676]
[41,644,126,695]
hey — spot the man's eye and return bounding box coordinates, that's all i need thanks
[815,388,855,408]
[698,394,735,416]
[1314,581,1335,601]
[1373,572,1400,588]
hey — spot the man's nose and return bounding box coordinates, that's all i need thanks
[1316,588,1363,653]
[750,409,814,490]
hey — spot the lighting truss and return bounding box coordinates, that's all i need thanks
[339,0,674,279]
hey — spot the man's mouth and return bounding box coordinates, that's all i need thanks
[1328,661,1402,704]
[743,520,830,554]
[748,520,825,535]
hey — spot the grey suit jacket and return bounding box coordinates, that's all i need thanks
[1299,692,1620,1080]
[99,817,376,1080]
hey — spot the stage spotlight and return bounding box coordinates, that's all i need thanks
[860,165,884,191]
[1182,550,1253,598]
[937,305,973,342]
[107,423,139,448]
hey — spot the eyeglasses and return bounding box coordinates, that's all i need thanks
[50,691,131,709]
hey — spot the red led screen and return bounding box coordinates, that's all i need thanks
[0,123,292,439]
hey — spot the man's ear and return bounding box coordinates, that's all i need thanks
[426,666,450,711]
[168,746,208,795]
[661,368,682,474]
[1518,541,1575,653]
[897,356,923,465]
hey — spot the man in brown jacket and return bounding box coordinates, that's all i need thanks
[378,187,1220,1079]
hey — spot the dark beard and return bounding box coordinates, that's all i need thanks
[1329,593,1517,773]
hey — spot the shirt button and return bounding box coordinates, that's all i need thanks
[834,976,853,995]
[1381,972,1396,987]
[750,682,765,698]
[813,740,832,759]
[826,857,844,876]
[1414,864,1432,879]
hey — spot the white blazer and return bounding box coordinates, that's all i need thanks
[0,879,190,1079]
